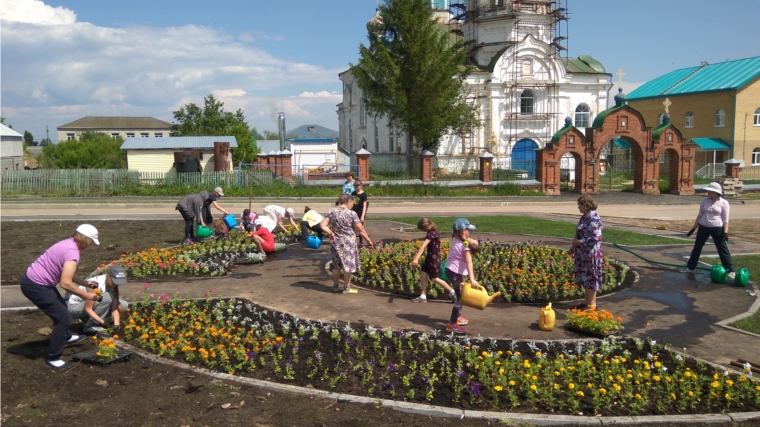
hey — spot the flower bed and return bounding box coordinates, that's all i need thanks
[94,229,293,279]
[354,240,631,303]
[122,293,760,415]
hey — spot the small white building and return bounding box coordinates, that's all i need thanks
[57,116,172,142]
[1,124,24,171]
[121,136,237,173]
[288,138,351,173]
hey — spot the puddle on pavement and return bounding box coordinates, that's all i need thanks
[611,289,693,312]
[232,273,261,279]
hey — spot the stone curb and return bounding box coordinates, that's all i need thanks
[715,282,760,339]
[113,337,760,425]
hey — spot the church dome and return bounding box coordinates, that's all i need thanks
[367,9,384,36]
[614,88,626,106]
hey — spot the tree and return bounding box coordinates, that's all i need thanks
[263,130,280,140]
[23,130,34,146]
[349,0,479,153]
[38,131,126,169]
[40,138,52,147]
[1,117,12,129]
[172,94,259,164]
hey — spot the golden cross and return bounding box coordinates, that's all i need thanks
[616,68,626,86]
[565,99,573,117]
[663,98,671,114]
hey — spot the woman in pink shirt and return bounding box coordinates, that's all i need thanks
[21,224,102,369]
[681,182,735,277]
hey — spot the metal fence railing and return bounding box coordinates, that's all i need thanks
[739,165,760,182]
[695,163,726,179]
[0,169,274,195]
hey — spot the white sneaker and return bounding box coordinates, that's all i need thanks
[728,272,736,279]
[679,268,695,273]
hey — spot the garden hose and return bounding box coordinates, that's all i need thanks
[612,243,711,271]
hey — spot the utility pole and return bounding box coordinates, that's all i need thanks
[46,125,49,142]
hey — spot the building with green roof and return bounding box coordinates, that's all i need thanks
[627,56,760,177]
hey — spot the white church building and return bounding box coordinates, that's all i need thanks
[337,0,612,178]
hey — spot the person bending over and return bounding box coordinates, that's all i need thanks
[250,219,275,254]
[68,265,128,335]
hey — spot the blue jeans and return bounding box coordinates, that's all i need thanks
[20,274,73,361]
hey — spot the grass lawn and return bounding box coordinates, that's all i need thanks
[700,254,760,335]
[375,215,690,246]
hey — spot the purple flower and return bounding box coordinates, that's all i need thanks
[385,382,394,390]
[247,352,254,359]
[293,346,299,352]
[457,370,464,377]
[299,337,304,342]
[423,376,430,384]
[314,351,323,359]
[368,360,375,367]
[389,363,395,372]
[469,381,481,395]
[285,360,293,366]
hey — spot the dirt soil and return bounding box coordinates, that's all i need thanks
[4,311,760,427]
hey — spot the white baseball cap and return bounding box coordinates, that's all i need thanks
[214,187,225,196]
[253,219,263,227]
[286,208,294,216]
[76,224,100,245]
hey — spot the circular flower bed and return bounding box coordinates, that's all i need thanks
[122,293,760,415]
[94,229,295,279]
[354,240,631,303]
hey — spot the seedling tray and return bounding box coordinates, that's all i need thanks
[71,348,134,367]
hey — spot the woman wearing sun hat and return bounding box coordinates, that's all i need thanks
[20,224,103,369]
[681,182,735,277]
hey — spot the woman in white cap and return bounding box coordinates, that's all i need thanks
[681,182,735,277]
[263,204,297,233]
[20,224,103,369]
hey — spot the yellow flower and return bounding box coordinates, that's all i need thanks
[530,384,537,391]
[725,380,734,387]
[599,388,607,395]
[576,391,584,397]
[568,383,575,390]
[671,393,677,400]
[711,381,720,388]
[653,375,661,382]
[499,368,505,375]
[532,375,538,381]
[495,361,501,366]
[725,393,731,400]
[635,394,642,400]
[494,385,503,392]
[688,391,694,397]
[508,380,516,386]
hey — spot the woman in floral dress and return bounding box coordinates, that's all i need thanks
[569,195,603,310]
[320,193,373,294]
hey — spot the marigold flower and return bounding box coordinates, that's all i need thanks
[494,386,503,392]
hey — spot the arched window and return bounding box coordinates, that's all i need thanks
[754,108,760,126]
[685,111,694,128]
[574,103,590,128]
[359,92,367,127]
[348,119,353,150]
[373,116,379,152]
[753,148,760,165]
[715,109,725,127]
[520,90,534,114]
[388,124,395,152]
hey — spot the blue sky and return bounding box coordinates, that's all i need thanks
[2,0,758,142]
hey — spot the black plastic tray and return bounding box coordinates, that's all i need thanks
[565,324,621,339]
[71,348,134,367]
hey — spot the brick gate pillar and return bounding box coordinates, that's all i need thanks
[724,158,741,179]
[280,149,293,180]
[355,148,371,182]
[419,150,434,182]
[256,153,267,170]
[479,151,493,183]
[267,151,276,173]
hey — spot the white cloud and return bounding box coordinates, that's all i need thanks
[238,32,254,43]
[0,0,343,139]
[0,0,76,25]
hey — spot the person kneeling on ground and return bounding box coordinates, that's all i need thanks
[250,219,275,254]
[211,218,230,238]
[67,265,128,336]
[301,206,325,241]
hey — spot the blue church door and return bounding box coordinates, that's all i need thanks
[511,139,537,179]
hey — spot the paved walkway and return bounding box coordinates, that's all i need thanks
[2,215,758,370]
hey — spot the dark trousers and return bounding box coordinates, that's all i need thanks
[300,221,325,240]
[202,206,214,225]
[20,275,72,361]
[447,269,465,324]
[686,225,735,272]
[177,206,195,239]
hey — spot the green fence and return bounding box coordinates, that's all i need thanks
[0,169,274,195]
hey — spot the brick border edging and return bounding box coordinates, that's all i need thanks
[113,324,760,425]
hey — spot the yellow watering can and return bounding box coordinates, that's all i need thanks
[538,302,556,331]
[460,282,501,310]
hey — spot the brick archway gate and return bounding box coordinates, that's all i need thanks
[537,92,695,196]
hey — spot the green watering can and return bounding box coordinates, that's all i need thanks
[710,265,728,284]
[196,225,213,238]
[734,268,750,287]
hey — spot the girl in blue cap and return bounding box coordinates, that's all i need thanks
[444,218,481,335]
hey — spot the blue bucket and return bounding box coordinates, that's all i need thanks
[223,213,237,229]
[307,235,322,249]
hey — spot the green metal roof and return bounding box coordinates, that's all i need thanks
[591,103,625,128]
[691,138,730,150]
[628,56,760,100]
[549,118,574,143]
[612,137,631,149]
[651,118,673,142]
[562,56,607,74]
